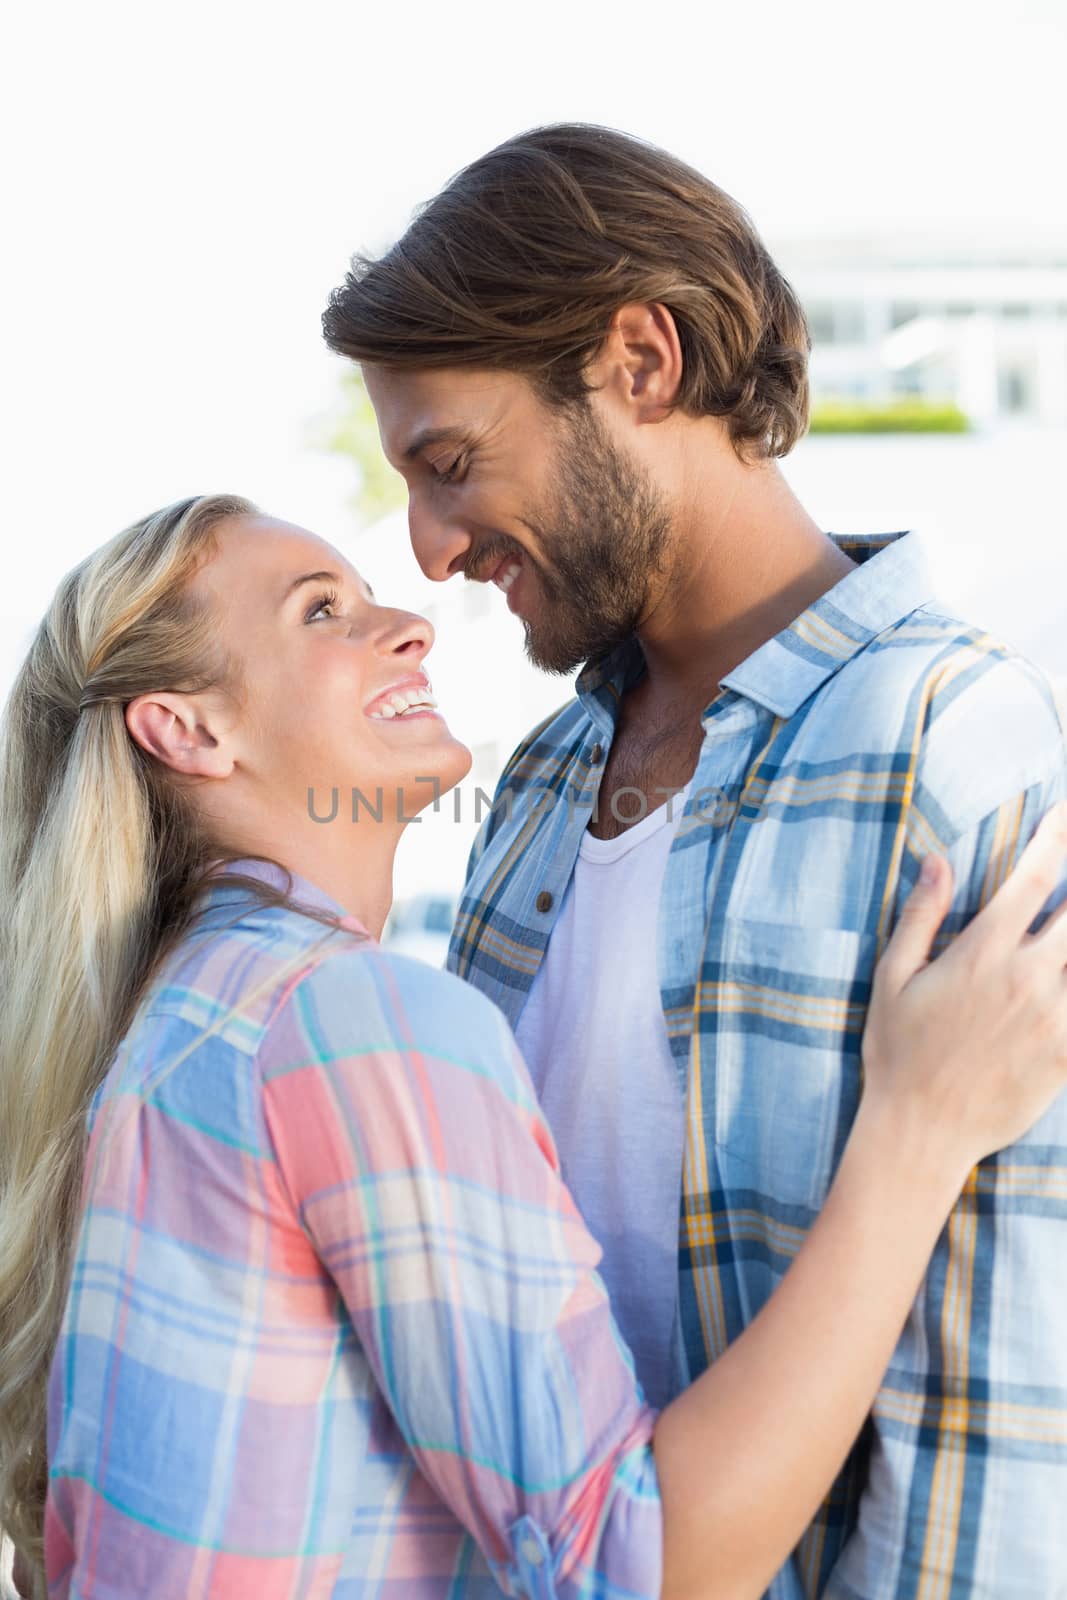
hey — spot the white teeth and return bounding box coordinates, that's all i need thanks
[368,684,439,721]
[494,559,521,594]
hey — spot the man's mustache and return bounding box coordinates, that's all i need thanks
[463,537,530,587]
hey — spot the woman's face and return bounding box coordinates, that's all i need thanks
[187,512,471,825]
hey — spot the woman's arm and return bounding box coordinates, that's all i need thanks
[654,806,1067,1600]
[655,1098,961,1600]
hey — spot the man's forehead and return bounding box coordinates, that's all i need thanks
[366,366,521,447]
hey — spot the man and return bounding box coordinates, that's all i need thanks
[323,125,1067,1597]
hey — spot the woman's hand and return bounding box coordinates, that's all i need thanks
[861,800,1067,1178]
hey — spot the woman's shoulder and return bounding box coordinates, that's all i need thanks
[105,893,527,1128]
[255,938,538,1117]
[272,940,514,1065]
[140,892,356,1043]
[255,945,547,1193]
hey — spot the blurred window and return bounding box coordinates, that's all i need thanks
[807,303,866,345]
[807,303,835,344]
[424,897,456,934]
[834,304,866,343]
[997,363,1033,413]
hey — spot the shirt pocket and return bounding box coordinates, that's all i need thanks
[705,916,879,1214]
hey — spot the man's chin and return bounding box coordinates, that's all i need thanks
[522,617,624,678]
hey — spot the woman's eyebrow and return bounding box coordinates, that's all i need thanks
[282,569,342,603]
[281,570,375,604]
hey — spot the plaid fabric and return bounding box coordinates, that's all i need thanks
[449,530,1067,1599]
[45,862,662,1599]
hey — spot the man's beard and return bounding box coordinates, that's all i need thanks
[517,401,673,675]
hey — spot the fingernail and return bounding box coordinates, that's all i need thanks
[920,855,940,886]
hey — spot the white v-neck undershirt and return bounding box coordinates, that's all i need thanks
[514,782,692,1410]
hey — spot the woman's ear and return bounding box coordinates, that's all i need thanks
[125,691,235,780]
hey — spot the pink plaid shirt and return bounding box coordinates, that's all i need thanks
[45,859,662,1597]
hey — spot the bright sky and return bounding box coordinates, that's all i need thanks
[3,0,1065,691]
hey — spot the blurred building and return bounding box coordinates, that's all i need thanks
[773,228,1067,425]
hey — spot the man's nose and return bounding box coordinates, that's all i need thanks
[408,498,471,583]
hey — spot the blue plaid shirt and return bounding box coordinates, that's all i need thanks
[448,530,1067,1599]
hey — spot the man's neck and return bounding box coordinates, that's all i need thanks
[635,455,856,706]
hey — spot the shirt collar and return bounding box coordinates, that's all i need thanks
[575,530,937,726]
[200,855,372,939]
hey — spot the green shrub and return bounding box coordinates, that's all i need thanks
[808,397,972,434]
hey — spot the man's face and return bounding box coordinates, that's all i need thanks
[364,365,673,674]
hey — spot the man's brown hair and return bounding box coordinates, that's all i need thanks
[322,123,811,461]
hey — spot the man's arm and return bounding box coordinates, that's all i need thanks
[822,667,1067,1597]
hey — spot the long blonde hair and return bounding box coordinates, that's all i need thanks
[0,495,354,1593]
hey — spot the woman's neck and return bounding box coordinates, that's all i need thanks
[217,814,402,940]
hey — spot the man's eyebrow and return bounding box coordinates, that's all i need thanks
[402,425,471,462]
[282,569,376,603]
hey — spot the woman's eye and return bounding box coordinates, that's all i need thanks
[305,588,341,622]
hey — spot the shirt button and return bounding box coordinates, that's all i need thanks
[535,890,554,913]
[520,1537,545,1566]
[590,742,604,764]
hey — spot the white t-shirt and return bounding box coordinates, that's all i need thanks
[514,783,691,1410]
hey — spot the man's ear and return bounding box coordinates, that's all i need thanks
[589,301,684,422]
[125,691,235,779]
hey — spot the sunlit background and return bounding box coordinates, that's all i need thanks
[3,0,1065,957]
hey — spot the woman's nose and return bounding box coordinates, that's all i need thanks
[377,609,434,664]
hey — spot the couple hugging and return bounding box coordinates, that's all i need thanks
[2,125,1066,1600]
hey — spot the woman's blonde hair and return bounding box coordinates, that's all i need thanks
[0,494,354,1593]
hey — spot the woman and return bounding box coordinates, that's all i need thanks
[1,494,1065,1600]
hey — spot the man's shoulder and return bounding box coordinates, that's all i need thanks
[821,604,1066,828]
[823,603,1061,730]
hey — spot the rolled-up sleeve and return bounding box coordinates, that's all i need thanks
[256,945,664,1599]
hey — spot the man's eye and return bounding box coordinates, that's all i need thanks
[433,455,466,485]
